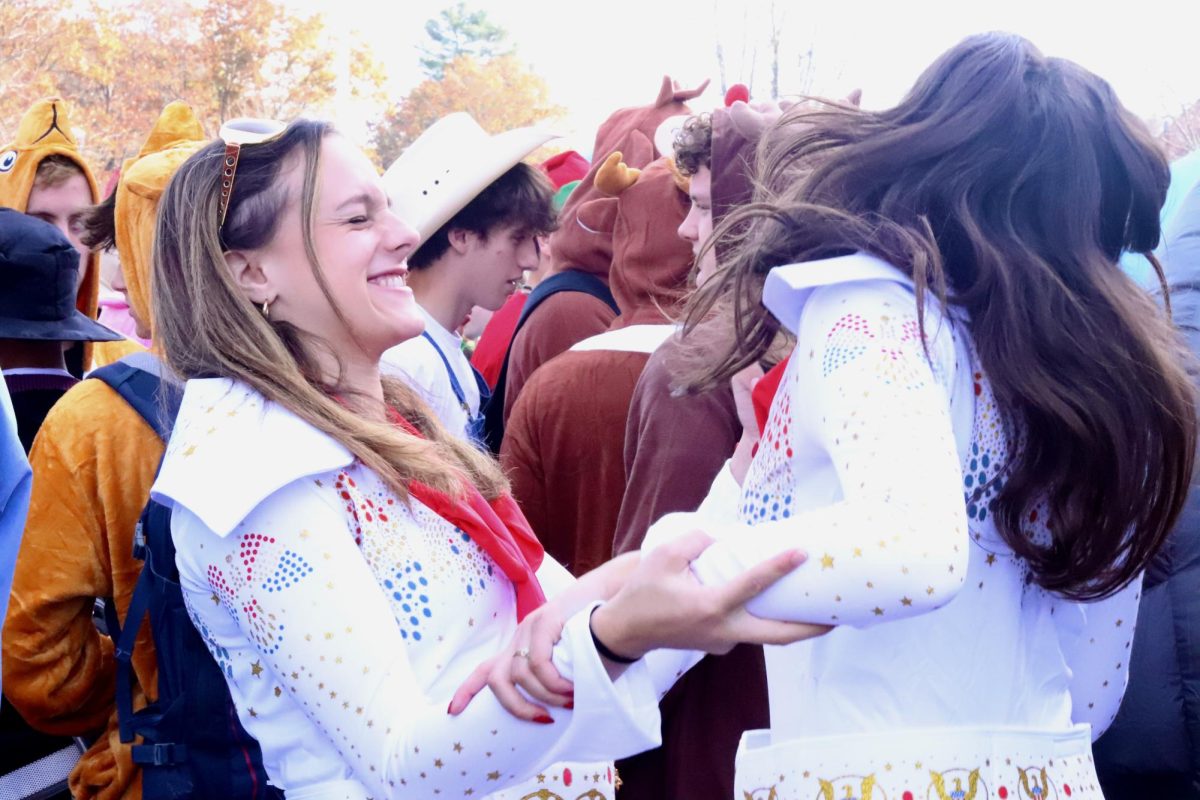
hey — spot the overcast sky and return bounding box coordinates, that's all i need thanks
[292,0,1200,153]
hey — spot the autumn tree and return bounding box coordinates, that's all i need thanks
[370,54,563,168]
[418,2,510,80]
[2,0,386,170]
[0,0,72,140]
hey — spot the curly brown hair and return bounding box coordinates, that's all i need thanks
[672,113,712,177]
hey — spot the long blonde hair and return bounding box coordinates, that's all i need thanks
[152,120,507,499]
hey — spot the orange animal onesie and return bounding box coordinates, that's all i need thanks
[2,102,206,800]
[0,97,144,370]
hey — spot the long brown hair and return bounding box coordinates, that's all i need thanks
[685,32,1196,599]
[153,120,507,500]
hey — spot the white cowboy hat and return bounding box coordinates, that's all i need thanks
[382,112,559,245]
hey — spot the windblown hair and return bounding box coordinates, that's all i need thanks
[153,119,507,500]
[684,32,1196,598]
[80,190,116,251]
[673,113,712,177]
[409,162,556,269]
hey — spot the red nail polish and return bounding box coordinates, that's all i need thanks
[533,714,554,724]
[564,701,574,710]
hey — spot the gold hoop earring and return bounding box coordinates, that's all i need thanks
[262,298,271,319]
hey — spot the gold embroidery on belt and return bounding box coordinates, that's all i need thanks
[818,774,877,800]
[931,768,982,799]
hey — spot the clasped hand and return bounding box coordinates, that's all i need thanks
[448,530,830,722]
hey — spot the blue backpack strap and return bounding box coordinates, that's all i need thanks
[422,332,494,447]
[480,270,618,453]
[516,269,618,329]
[421,331,469,411]
[90,364,279,798]
[89,362,182,440]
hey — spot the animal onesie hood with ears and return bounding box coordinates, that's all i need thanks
[501,76,708,422]
[500,156,692,577]
[612,101,778,800]
[2,101,205,800]
[0,97,144,370]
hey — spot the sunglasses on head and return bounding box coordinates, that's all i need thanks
[217,117,287,227]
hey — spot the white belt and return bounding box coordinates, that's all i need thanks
[735,724,1099,799]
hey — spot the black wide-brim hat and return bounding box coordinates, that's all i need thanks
[0,207,123,343]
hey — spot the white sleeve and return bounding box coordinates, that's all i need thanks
[1057,576,1143,739]
[172,480,662,799]
[682,281,970,626]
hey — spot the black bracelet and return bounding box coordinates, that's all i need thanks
[589,606,640,664]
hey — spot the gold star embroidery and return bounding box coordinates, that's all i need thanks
[329,691,337,699]
[915,761,923,769]
[926,586,935,595]
[487,771,500,781]
[986,553,997,565]
[885,763,893,772]
[852,547,863,558]
[210,592,220,605]
[873,607,884,616]
[1115,619,1123,627]
[299,530,311,540]
[536,774,546,783]
[877,540,887,549]
[248,707,258,717]
[182,445,196,458]
[356,706,363,715]
[820,553,835,570]
[250,660,264,677]
[274,687,282,697]
[901,597,913,607]
[434,759,443,768]
[453,742,463,753]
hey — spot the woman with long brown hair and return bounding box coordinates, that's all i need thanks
[484,31,1197,799]
[143,119,822,799]
[654,31,1196,798]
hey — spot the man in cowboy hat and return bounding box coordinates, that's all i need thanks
[0,207,122,798]
[380,112,557,445]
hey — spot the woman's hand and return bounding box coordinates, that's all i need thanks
[591,530,830,660]
[730,363,764,484]
[448,553,642,721]
[448,601,574,722]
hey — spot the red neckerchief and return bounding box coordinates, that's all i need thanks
[752,354,792,435]
[386,408,546,620]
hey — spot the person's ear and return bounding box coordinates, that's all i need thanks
[447,227,474,256]
[226,250,274,306]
